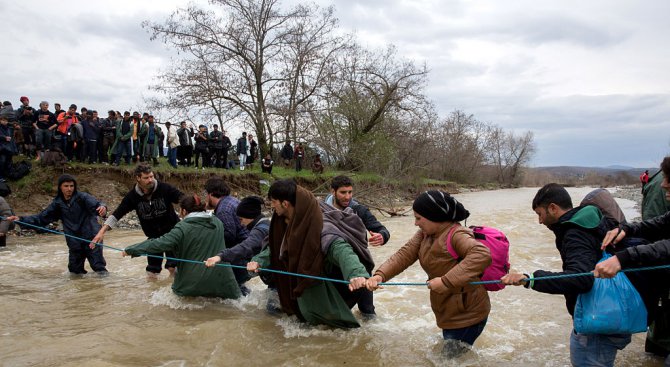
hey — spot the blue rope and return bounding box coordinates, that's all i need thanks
[7,217,670,287]
[5,217,409,285]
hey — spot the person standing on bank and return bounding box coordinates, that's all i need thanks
[640,169,650,194]
[90,164,184,278]
[365,191,491,356]
[280,139,293,168]
[294,142,304,172]
[236,132,248,171]
[7,174,108,275]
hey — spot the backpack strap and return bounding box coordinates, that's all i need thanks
[445,224,463,260]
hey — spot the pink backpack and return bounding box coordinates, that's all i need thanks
[446,224,510,291]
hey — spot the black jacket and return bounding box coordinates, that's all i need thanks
[618,212,670,268]
[532,206,605,316]
[111,181,183,239]
[351,202,390,244]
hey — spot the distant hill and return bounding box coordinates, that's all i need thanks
[523,165,656,187]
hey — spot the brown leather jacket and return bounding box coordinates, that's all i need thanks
[375,224,491,329]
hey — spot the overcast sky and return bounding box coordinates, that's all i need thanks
[2,0,669,168]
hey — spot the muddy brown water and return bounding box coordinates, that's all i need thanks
[0,187,664,366]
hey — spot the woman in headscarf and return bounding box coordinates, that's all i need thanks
[365,190,491,356]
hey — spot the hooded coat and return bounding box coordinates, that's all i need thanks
[124,212,241,298]
[531,205,611,316]
[18,174,105,250]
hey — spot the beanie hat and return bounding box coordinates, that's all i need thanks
[236,196,263,219]
[412,190,470,223]
[20,96,29,103]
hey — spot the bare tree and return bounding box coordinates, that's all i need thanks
[144,0,347,156]
[270,4,345,148]
[486,126,535,186]
[317,44,430,169]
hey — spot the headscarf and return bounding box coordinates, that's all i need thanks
[412,190,470,223]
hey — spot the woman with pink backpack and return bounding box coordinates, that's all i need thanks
[365,190,492,357]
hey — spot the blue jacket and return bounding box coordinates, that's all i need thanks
[19,175,105,249]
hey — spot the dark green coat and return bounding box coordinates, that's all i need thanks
[253,238,369,328]
[125,213,241,299]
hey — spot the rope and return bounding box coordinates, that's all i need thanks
[5,217,670,287]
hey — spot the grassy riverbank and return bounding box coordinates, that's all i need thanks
[4,158,463,218]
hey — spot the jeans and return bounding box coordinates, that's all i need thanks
[35,128,52,151]
[167,147,177,168]
[146,251,178,274]
[569,330,631,367]
[114,140,132,164]
[357,288,375,314]
[68,241,107,274]
[85,139,97,163]
[441,317,488,358]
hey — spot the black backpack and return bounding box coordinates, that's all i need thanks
[0,181,10,197]
[7,160,32,181]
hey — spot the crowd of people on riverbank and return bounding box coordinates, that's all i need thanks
[3,140,670,365]
[0,96,326,181]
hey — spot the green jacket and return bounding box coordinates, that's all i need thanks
[125,212,241,299]
[642,170,670,220]
[253,238,369,328]
[140,123,162,158]
[111,119,135,153]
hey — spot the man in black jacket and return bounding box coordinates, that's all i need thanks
[324,175,389,318]
[595,156,670,364]
[502,183,631,367]
[89,164,184,278]
[280,140,293,167]
[595,156,670,276]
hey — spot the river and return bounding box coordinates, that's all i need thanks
[0,187,664,366]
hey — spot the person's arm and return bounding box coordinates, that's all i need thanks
[121,122,133,141]
[79,192,106,218]
[355,205,390,246]
[531,229,598,294]
[48,113,57,130]
[15,201,61,229]
[328,238,369,279]
[165,183,184,204]
[247,244,271,273]
[218,223,267,264]
[124,225,183,257]
[374,230,423,282]
[616,239,670,269]
[90,193,135,248]
[327,238,369,291]
[622,211,670,242]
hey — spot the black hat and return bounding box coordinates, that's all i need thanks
[412,190,469,223]
[236,196,263,219]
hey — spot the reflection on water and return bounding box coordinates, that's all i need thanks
[0,187,664,366]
